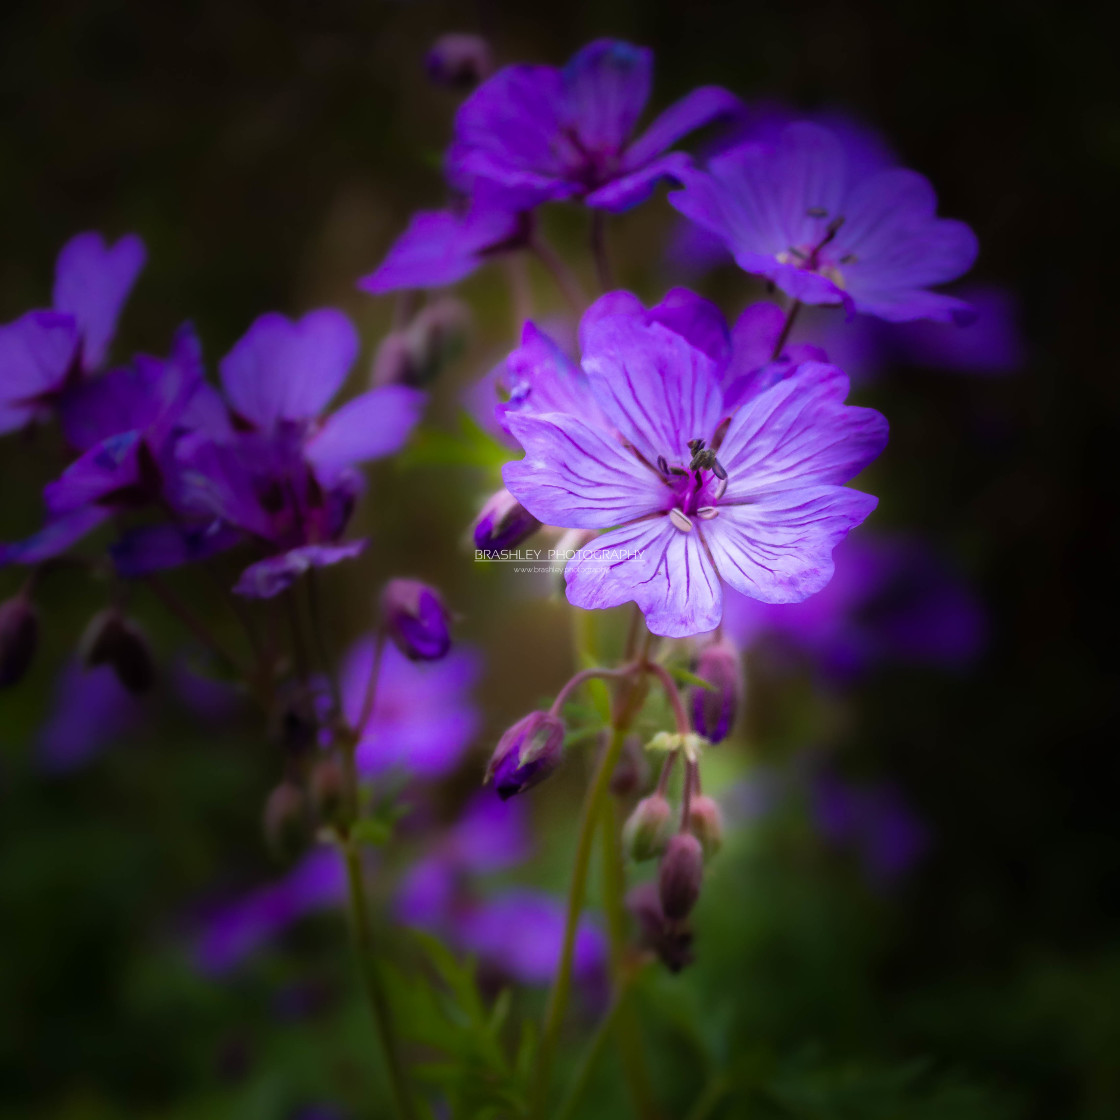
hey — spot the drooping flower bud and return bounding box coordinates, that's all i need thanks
[371,298,472,389]
[622,794,672,861]
[658,833,704,921]
[687,795,724,857]
[310,756,347,827]
[626,882,695,973]
[485,710,564,800]
[263,781,310,860]
[425,33,493,90]
[473,488,541,552]
[381,579,452,661]
[689,639,742,743]
[0,595,39,689]
[81,609,156,694]
[609,732,649,797]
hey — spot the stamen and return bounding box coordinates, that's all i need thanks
[696,507,719,520]
[712,477,728,501]
[711,459,728,481]
[668,508,693,533]
[656,454,669,475]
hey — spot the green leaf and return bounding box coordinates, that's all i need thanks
[350,818,392,847]
[670,665,718,691]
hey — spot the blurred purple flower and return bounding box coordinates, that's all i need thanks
[340,637,480,779]
[0,232,145,433]
[36,660,147,774]
[669,121,978,323]
[194,847,348,976]
[501,294,887,637]
[448,39,739,213]
[721,532,986,680]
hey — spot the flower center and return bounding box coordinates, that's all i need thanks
[775,210,855,288]
[657,439,727,531]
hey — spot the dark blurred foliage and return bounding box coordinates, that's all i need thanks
[2,1,1119,1119]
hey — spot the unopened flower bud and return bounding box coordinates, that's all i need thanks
[689,639,742,743]
[310,757,347,827]
[425,33,493,90]
[370,331,415,389]
[658,833,704,921]
[381,579,451,661]
[0,596,39,689]
[626,882,695,973]
[485,710,564,800]
[687,795,724,857]
[371,299,471,389]
[81,609,156,694]
[622,794,672,861]
[473,488,541,552]
[263,781,310,860]
[609,732,649,797]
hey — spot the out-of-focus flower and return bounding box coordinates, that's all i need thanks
[381,578,453,661]
[426,33,493,90]
[658,832,705,920]
[472,487,541,552]
[448,39,739,213]
[669,121,978,323]
[79,608,157,694]
[501,294,887,637]
[340,637,480,779]
[689,638,742,743]
[721,533,987,681]
[0,232,145,433]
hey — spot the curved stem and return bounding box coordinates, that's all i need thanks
[590,211,613,292]
[770,298,802,360]
[549,662,639,717]
[341,838,417,1120]
[530,233,587,314]
[306,568,342,718]
[143,574,248,681]
[643,660,691,736]
[531,721,629,1117]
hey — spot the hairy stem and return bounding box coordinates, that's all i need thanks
[341,838,417,1120]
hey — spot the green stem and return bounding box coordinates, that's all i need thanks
[341,839,417,1120]
[531,722,629,1117]
[530,233,588,314]
[683,1074,732,1120]
[602,795,659,1119]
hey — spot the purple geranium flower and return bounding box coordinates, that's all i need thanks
[668,122,979,323]
[501,296,888,637]
[722,533,986,679]
[340,637,480,778]
[448,39,739,213]
[0,232,145,433]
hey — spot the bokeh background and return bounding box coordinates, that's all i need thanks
[2,2,1118,1118]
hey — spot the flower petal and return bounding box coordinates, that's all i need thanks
[566,517,723,638]
[705,485,878,604]
[0,506,111,566]
[581,315,723,465]
[52,232,146,371]
[502,412,665,529]
[0,311,79,425]
[718,361,888,498]
[306,385,426,485]
[585,151,692,212]
[624,85,741,169]
[499,321,593,433]
[562,40,652,155]
[232,540,367,599]
[219,310,357,430]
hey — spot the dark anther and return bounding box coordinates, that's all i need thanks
[657,454,669,475]
[806,206,828,218]
[840,252,858,265]
[711,459,728,481]
[687,438,705,455]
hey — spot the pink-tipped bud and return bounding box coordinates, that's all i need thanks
[689,639,742,743]
[658,833,704,921]
[0,595,39,689]
[310,757,347,827]
[609,732,649,797]
[622,794,672,862]
[688,795,724,857]
[81,609,156,694]
[425,33,493,90]
[381,579,452,661]
[263,781,310,860]
[473,488,541,553]
[484,710,564,800]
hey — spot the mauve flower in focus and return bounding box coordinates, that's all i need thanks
[669,121,978,323]
[502,298,888,637]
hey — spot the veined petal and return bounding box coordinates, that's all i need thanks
[499,321,593,431]
[581,316,723,465]
[502,412,665,529]
[624,85,741,169]
[52,232,146,371]
[566,517,723,638]
[718,362,888,498]
[220,310,357,430]
[562,40,652,155]
[306,385,426,484]
[706,486,878,603]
